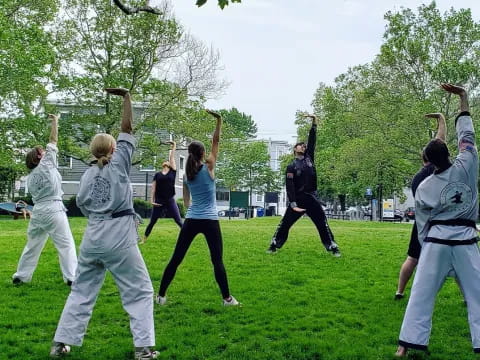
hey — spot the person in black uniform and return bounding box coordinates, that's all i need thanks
[394,113,444,299]
[267,114,340,257]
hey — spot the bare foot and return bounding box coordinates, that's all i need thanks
[395,346,407,357]
[105,88,129,97]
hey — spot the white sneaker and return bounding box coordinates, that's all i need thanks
[49,342,71,357]
[134,347,159,359]
[223,295,240,306]
[155,295,167,305]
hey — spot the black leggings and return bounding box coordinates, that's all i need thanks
[144,197,183,237]
[158,219,230,299]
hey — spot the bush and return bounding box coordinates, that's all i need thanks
[133,198,152,218]
[176,198,186,218]
[64,196,83,217]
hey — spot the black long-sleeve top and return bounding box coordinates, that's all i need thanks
[285,123,317,207]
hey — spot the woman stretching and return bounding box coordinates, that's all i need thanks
[50,88,158,359]
[142,140,183,243]
[156,110,239,306]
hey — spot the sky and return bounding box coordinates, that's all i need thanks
[160,0,480,141]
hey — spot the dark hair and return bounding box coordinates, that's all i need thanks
[424,139,450,169]
[421,151,428,164]
[186,141,205,181]
[25,146,44,170]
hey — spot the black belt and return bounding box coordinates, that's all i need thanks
[112,209,135,218]
[429,219,477,229]
[425,237,478,246]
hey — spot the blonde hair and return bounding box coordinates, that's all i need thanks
[90,133,116,168]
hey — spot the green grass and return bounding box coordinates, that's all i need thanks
[0,217,476,359]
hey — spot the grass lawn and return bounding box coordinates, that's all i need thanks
[0,217,475,359]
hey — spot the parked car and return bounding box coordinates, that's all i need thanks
[404,207,415,220]
[394,209,404,221]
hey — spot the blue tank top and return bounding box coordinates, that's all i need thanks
[185,164,218,220]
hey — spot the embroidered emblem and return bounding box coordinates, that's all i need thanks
[440,182,472,213]
[89,176,111,207]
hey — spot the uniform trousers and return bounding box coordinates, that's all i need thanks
[399,242,480,352]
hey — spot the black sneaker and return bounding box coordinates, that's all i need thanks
[394,293,404,300]
[266,244,277,254]
[66,280,73,287]
[330,246,341,257]
[12,277,23,285]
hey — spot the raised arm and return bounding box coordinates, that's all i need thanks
[205,109,222,172]
[425,113,446,142]
[167,141,177,171]
[304,114,317,161]
[183,176,191,209]
[48,114,59,145]
[105,88,133,134]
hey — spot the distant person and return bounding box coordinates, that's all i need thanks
[50,88,158,359]
[267,114,340,257]
[395,113,445,300]
[156,110,239,306]
[12,114,77,285]
[15,200,31,220]
[142,140,183,243]
[396,84,480,357]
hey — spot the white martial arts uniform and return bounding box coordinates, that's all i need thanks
[399,111,480,353]
[53,133,155,348]
[13,143,77,283]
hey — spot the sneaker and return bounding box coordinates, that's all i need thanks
[223,295,240,306]
[49,342,71,358]
[66,280,73,287]
[134,347,159,359]
[394,293,404,300]
[12,277,23,285]
[266,244,277,254]
[155,295,167,305]
[330,246,341,257]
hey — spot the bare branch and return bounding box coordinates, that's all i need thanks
[112,0,163,15]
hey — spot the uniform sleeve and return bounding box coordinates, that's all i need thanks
[111,133,136,175]
[306,124,317,161]
[76,172,90,217]
[455,112,477,171]
[286,164,297,207]
[39,143,59,169]
[414,187,431,246]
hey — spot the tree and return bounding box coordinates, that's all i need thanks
[218,108,257,139]
[302,2,480,204]
[111,0,241,14]
[196,0,241,9]
[52,0,227,165]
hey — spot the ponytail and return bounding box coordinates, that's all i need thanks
[90,133,116,168]
[186,141,205,181]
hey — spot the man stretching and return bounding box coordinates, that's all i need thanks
[267,114,340,257]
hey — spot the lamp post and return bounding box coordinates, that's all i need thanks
[365,188,373,221]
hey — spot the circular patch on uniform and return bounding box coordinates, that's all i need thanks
[29,173,45,193]
[89,175,111,207]
[440,182,473,213]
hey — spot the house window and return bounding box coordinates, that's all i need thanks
[216,190,229,201]
[179,156,185,182]
[256,193,264,202]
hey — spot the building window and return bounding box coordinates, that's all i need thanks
[179,156,185,182]
[256,193,264,202]
[179,156,185,170]
[216,190,229,201]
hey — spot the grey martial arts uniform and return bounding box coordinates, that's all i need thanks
[53,133,155,348]
[13,143,77,283]
[399,111,480,353]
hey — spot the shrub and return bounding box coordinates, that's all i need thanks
[134,198,153,218]
[64,196,83,217]
[176,198,186,218]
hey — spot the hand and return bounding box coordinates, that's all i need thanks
[104,88,129,97]
[48,114,60,121]
[151,202,162,207]
[292,207,306,213]
[440,83,466,96]
[205,109,221,119]
[424,113,444,119]
[166,140,176,148]
[303,113,317,120]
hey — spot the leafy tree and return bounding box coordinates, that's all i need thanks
[196,0,241,9]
